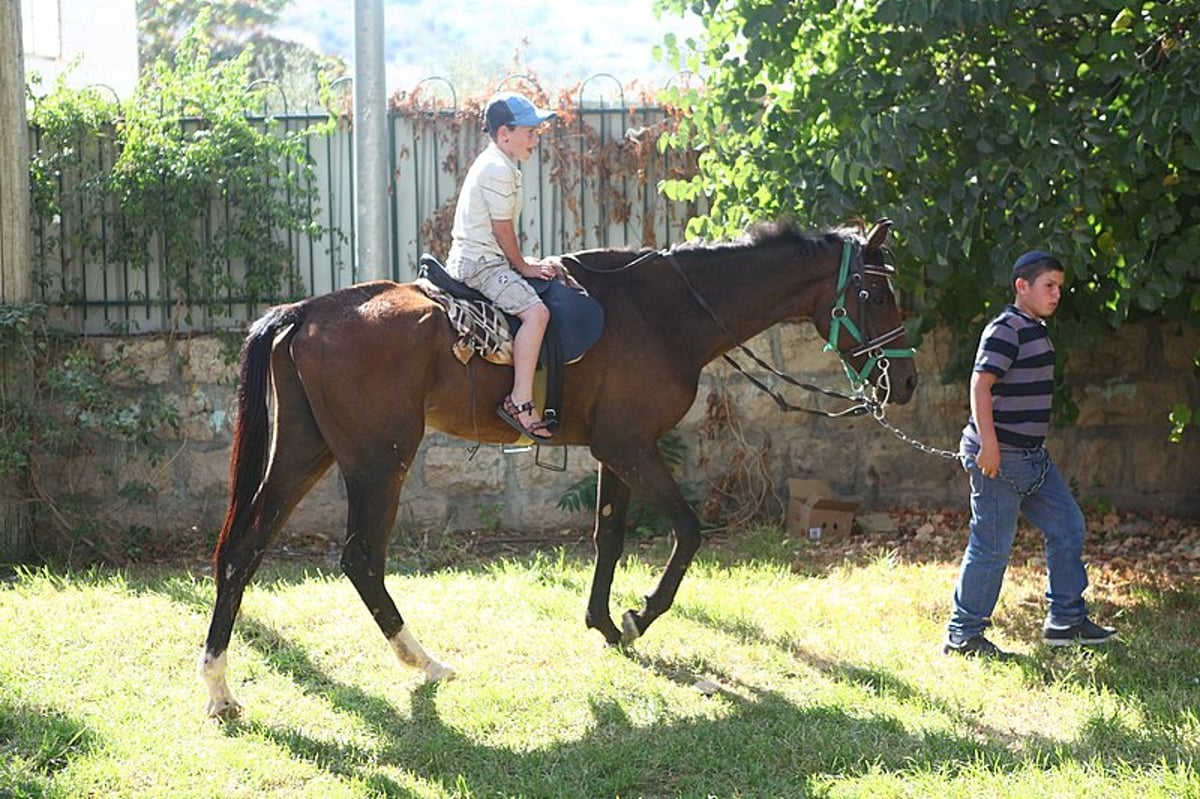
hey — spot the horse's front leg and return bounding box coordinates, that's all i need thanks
[624,472,702,642]
[585,464,631,644]
[593,448,703,644]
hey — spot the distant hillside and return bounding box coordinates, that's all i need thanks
[274,0,703,95]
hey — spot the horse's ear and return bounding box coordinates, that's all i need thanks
[866,218,893,249]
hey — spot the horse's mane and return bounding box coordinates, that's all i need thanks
[669,219,865,259]
[567,220,867,277]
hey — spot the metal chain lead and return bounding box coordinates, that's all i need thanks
[869,387,1050,498]
[868,410,961,460]
[731,332,1052,501]
[728,336,965,459]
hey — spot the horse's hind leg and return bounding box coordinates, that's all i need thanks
[199,371,333,718]
[339,447,455,683]
[585,464,632,645]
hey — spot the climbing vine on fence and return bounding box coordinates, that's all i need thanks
[28,12,334,332]
[391,78,701,259]
[13,13,337,560]
[0,304,180,563]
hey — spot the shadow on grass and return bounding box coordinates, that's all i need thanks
[670,591,1200,771]
[33,551,1197,791]
[196,596,1199,797]
[0,695,96,798]
[222,621,1021,796]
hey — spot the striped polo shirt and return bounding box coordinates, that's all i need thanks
[961,304,1055,451]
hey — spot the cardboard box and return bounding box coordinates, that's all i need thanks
[786,478,859,543]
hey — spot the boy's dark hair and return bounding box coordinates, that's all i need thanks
[482,92,556,136]
[1012,250,1064,285]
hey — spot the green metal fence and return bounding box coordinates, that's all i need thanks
[29,79,702,335]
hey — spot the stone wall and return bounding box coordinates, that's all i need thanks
[37,320,1200,545]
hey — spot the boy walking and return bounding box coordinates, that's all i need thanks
[447,91,559,439]
[944,250,1116,658]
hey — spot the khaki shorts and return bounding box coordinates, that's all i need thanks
[463,258,542,315]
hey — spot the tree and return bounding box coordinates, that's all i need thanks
[137,0,344,106]
[656,0,1199,431]
[1,0,34,561]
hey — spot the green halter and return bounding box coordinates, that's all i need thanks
[824,240,916,388]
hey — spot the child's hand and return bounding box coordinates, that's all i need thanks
[526,258,558,279]
[974,445,1001,479]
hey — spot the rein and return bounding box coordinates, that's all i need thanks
[668,238,915,419]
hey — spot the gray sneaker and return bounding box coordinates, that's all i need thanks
[1042,618,1117,647]
[943,634,1011,660]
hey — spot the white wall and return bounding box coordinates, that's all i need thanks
[22,0,138,99]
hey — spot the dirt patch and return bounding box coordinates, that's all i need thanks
[785,507,1200,594]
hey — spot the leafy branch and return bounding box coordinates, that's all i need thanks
[655,0,1199,437]
[28,10,335,332]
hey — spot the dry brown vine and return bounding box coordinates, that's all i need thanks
[696,387,782,529]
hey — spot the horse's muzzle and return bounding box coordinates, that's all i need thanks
[894,371,919,404]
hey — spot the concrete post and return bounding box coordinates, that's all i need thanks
[353,0,390,282]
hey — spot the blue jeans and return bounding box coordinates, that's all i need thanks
[947,446,1089,642]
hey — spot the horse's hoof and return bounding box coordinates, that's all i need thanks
[205,697,243,721]
[620,611,642,644]
[425,661,457,683]
[587,613,624,645]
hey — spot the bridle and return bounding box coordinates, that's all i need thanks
[667,237,915,417]
[648,234,960,460]
[825,239,916,396]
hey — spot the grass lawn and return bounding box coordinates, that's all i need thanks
[1,525,1197,798]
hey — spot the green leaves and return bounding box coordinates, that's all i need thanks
[1111,7,1137,33]
[1169,403,1195,444]
[654,0,1200,439]
[657,0,1200,341]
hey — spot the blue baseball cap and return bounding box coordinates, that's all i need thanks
[484,92,556,134]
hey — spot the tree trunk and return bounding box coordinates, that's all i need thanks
[1,1,34,563]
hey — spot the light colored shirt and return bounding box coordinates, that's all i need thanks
[446,142,522,279]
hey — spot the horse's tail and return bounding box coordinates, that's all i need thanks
[213,302,304,581]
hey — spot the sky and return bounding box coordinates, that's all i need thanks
[274,0,704,93]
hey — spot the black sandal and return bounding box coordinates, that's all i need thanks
[497,395,553,440]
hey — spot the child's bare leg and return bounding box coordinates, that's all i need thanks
[511,302,550,424]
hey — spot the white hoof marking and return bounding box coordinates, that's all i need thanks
[620,611,641,644]
[389,627,456,682]
[204,697,244,720]
[425,661,458,683]
[198,649,242,719]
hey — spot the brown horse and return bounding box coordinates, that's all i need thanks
[198,219,918,717]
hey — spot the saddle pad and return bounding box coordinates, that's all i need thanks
[416,276,605,367]
[418,254,604,364]
[416,279,514,365]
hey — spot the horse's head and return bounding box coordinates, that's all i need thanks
[822,219,918,406]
